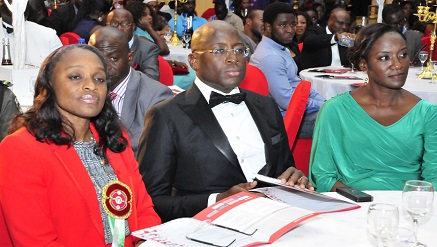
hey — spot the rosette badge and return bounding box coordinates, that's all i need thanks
[102,180,133,219]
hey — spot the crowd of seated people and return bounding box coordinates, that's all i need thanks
[0,1,436,245]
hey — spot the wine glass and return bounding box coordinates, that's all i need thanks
[418,51,428,72]
[402,180,434,247]
[389,227,417,247]
[182,33,191,50]
[367,203,399,247]
[164,29,172,43]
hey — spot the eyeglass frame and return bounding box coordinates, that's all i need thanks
[106,21,133,29]
[192,47,251,58]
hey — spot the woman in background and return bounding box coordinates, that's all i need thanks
[232,0,251,20]
[309,23,437,192]
[0,44,161,246]
[294,11,312,44]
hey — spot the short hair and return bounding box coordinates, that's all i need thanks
[153,15,168,31]
[382,4,402,22]
[263,2,295,25]
[9,44,128,159]
[243,8,263,25]
[348,23,405,69]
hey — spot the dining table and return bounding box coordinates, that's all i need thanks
[268,190,436,246]
[300,66,437,104]
[164,43,192,66]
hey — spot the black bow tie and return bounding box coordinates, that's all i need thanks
[2,24,13,34]
[209,91,246,108]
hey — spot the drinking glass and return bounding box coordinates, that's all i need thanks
[431,61,437,84]
[164,29,172,43]
[367,203,400,247]
[402,180,434,247]
[389,227,417,247]
[182,33,191,49]
[418,51,428,72]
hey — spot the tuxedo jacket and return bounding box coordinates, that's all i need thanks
[121,68,173,157]
[131,35,160,81]
[301,25,349,69]
[137,84,294,222]
[0,125,161,247]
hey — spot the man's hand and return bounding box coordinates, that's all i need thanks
[278,167,314,191]
[216,181,258,201]
[336,32,355,41]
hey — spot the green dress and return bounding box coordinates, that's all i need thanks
[309,92,437,192]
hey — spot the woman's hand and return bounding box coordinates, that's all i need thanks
[278,167,314,190]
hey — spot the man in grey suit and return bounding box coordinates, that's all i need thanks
[137,21,312,223]
[89,27,173,157]
[106,8,161,80]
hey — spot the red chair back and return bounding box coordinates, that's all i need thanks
[59,32,81,45]
[283,80,311,149]
[240,63,269,96]
[421,36,437,60]
[158,56,174,86]
[292,138,312,176]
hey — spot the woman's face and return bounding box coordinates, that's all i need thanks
[51,48,107,125]
[402,3,412,17]
[360,32,409,89]
[141,7,153,26]
[241,0,250,9]
[296,15,307,37]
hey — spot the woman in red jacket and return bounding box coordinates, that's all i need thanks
[0,44,161,246]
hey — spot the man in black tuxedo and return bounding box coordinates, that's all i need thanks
[301,8,354,69]
[137,20,313,223]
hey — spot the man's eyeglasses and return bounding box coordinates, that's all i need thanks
[192,47,250,58]
[107,21,133,29]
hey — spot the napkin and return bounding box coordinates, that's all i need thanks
[172,65,189,75]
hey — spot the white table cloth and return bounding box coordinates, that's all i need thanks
[164,44,191,66]
[300,66,437,104]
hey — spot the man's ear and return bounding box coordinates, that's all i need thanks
[128,51,135,66]
[188,53,198,71]
[264,22,271,36]
[246,17,252,27]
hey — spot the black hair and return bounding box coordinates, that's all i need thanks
[125,1,154,26]
[348,23,406,69]
[243,8,263,25]
[8,44,128,160]
[153,15,169,31]
[263,2,295,25]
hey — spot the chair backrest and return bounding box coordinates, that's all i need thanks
[59,32,81,45]
[283,80,311,149]
[239,63,269,96]
[421,36,437,60]
[158,55,174,86]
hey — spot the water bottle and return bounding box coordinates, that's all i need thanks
[338,35,354,48]
[2,37,12,66]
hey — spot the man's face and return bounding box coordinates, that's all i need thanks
[215,4,228,20]
[248,10,264,39]
[385,11,405,32]
[267,13,296,46]
[328,10,350,33]
[189,28,247,93]
[106,10,135,40]
[182,0,195,15]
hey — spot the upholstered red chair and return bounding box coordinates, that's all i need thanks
[239,63,269,96]
[292,138,312,176]
[59,32,81,45]
[421,36,437,60]
[283,80,311,149]
[158,55,174,86]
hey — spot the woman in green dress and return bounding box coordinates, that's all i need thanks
[309,23,437,192]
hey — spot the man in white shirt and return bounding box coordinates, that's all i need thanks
[137,20,313,223]
[301,8,354,69]
[0,0,62,66]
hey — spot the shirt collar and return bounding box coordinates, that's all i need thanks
[128,36,134,49]
[194,77,240,103]
[112,68,132,97]
[2,21,12,29]
[261,35,287,51]
[326,26,332,34]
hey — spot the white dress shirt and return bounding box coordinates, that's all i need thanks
[111,69,132,116]
[326,26,342,67]
[194,78,266,205]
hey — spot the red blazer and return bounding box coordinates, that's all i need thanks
[0,125,161,246]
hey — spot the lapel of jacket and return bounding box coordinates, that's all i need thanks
[179,84,240,168]
[242,90,274,175]
[50,128,105,239]
[120,68,139,129]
